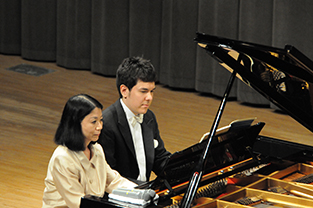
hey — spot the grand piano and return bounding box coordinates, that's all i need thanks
[81,33,313,207]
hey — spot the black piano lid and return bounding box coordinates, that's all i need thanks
[195,32,313,133]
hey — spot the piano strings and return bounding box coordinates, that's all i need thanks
[163,179,228,208]
[235,195,301,207]
[195,178,228,199]
[164,164,271,207]
[234,186,313,207]
[292,173,313,184]
[268,186,313,200]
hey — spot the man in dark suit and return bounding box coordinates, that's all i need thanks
[98,56,171,183]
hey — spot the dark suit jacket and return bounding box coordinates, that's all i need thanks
[97,100,171,182]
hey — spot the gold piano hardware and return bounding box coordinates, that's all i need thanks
[156,158,257,196]
[270,163,313,189]
[220,187,313,207]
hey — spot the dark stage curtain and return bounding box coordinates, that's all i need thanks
[57,0,91,69]
[1,0,313,106]
[236,0,273,104]
[21,0,56,61]
[195,0,240,98]
[0,0,21,54]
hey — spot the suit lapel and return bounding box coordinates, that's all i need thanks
[114,101,136,158]
[142,115,154,173]
[114,100,155,176]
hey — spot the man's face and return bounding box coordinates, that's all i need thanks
[121,80,155,115]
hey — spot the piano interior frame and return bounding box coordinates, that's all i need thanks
[191,162,313,207]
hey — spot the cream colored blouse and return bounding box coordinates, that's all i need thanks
[42,143,136,208]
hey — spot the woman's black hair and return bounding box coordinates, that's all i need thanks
[54,94,103,151]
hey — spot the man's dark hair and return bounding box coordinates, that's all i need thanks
[54,94,103,151]
[116,56,156,98]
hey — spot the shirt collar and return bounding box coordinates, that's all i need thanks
[74,144,97,169]
[120,98,136,120]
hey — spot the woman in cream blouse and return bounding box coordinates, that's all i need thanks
[42,94,136,208]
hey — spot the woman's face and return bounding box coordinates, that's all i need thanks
[81,107,103,145]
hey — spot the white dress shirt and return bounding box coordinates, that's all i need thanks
[120,99,147,181]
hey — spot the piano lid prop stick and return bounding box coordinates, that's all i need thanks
[180,70,237,208]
